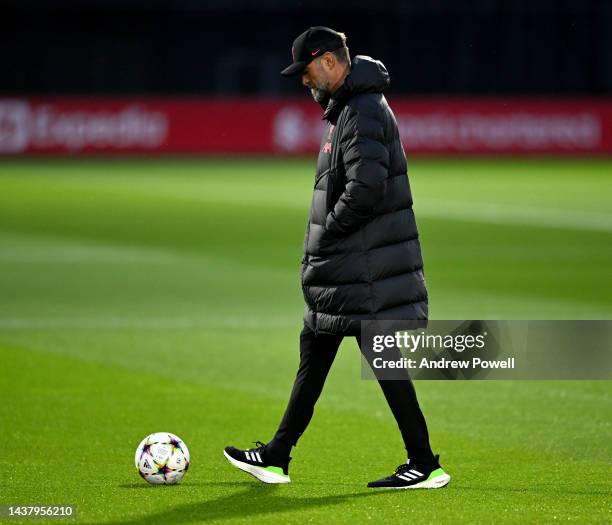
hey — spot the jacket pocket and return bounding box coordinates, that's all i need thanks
[300,258,310,303]
[325,169,335,214]
[326,163,346,215]
[314,167,330,188]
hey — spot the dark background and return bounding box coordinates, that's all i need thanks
[2,0,611,96]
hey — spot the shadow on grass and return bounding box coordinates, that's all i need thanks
[95,481,387,524]
[117,481,254,490]
[101,480,610,524]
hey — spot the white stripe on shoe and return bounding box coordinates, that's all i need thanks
[245,451,252,461]
[410,469,424,476]
[254,451,262,463]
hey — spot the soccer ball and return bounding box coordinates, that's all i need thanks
[135,432,190,485]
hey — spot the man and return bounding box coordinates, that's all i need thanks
[224,26,450,489]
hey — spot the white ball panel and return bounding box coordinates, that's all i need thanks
[138,453,159,475]
[134,441,145,468]
[147,432,170,444]
[167,449,187,470]
[149,443,172,466]
[144,473,166,484]
[164,470,184,485]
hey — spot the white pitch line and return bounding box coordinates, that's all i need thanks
[416,200,612,233]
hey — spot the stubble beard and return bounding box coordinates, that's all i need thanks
[310,76,332,105]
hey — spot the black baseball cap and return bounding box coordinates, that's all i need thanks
[281,26,346,77]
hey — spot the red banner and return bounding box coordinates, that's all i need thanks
[1,97,611,155]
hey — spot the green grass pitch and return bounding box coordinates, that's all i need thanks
[0,157,611,524]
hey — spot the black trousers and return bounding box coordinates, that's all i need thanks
[273,324,436,466]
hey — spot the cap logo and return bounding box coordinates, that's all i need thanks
[311,49,320,56]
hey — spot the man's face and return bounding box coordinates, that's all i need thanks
[301,56,333,105]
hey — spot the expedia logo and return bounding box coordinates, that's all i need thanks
[0,99,168,154]
[0,101,29,153]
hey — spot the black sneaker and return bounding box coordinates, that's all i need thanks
[223,441,291,484]
[367,455,450,489]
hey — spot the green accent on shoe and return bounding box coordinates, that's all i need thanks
[263,466,287,476]
[426,468,446,480]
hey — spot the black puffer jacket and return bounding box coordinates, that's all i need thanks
[301,55,428,335]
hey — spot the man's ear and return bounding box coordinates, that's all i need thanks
[322,52,336,71]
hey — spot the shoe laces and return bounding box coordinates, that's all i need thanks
[250,440,266,452]
[394,463,412,475]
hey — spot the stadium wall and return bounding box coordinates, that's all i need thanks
[1,98,611,156]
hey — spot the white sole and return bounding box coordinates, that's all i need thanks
[372,472,451,490]
[223,450,291,484]
[405,472,451,489]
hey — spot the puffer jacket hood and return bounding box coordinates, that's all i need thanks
[345,55,390,94]
[323,55,390,121]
